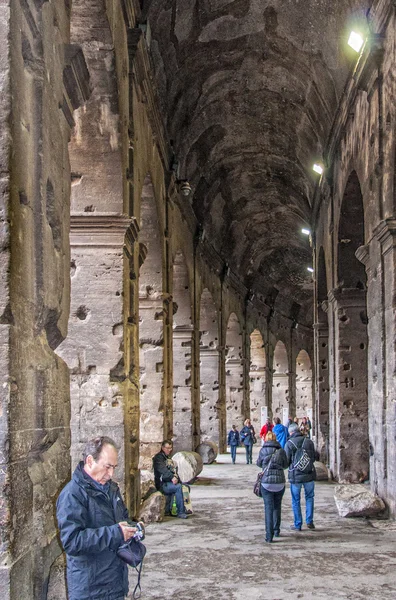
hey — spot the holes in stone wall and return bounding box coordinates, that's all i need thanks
[75,305,90,320]
[70,259,76,277]
[360,311,368,325]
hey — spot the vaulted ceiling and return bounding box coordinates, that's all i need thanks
[146,0,371,323]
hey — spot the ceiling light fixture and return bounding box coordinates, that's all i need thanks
[177,180,192,197]
[302,228,311,236]
[313,164,323,175]
[348,31,364,53]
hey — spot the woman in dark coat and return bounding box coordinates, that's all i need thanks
[240,419,256,464]
[256,431,289,543]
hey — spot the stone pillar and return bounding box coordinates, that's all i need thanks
[57,215,134,485]
[288,366,297,419]
[173,326,193,452]
[138,289,166,467]
[200,345,221,446]
[328,288,369,483]
[370,221,396,514]
[313,320,330,462]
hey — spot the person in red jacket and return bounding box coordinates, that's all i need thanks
[260,417,273,441]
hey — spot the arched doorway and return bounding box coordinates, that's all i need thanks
[272,341,289,420]
[199,289,220,445]
[172,250,193,452]
[331,170,368,482]
[296,350,313,422]
[139,175,164,467]
[225,313,244,433]
[249,329,266,432]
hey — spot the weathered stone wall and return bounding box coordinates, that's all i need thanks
[3,0,78,596]
[314,0,396,509]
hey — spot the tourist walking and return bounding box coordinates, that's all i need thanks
[273,417,289,448]
[240,419,256,464]
[256,431,288,543]
[284,422,319,530]
[227,424,240,464]
[259,417,273,442]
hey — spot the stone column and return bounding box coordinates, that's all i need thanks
[371,221,396,514]
[172,326,194,452]
[313,319,330,462]
[328,288,369,483]
[57,214,134,489]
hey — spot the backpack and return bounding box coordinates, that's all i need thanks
[290,438,313,474]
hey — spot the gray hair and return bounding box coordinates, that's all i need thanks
[83,436,117,463]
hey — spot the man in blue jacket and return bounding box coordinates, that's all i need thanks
[273,417,289,448]
[56,436,137,600]
[227,424,240,463]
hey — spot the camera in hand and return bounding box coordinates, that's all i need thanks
[133,521,145,541]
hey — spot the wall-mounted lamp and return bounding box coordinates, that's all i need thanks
[302,228,311,236]
[177,180,192,197]
[313,164,323,175]
[348,31,364,53]
[307,267,314,274]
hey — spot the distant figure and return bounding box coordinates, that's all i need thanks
[285,423,319,531]
[240,419,256,464]
[300,416,310,437]
[227,425,240,464]
[256,431,288,543]
[293,416,299,425]
[260,417,273,441]
[273,417,289,448]
[306,416,312,438]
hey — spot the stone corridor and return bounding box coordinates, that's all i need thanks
[140,450,396,600]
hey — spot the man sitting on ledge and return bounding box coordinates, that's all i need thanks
[153,440,188,519]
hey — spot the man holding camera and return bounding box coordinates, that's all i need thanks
[57,436,137,600]
[152,440,188,519]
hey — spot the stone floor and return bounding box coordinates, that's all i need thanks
[133,448,396,600]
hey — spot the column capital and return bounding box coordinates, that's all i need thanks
[373,219,396,256]
[328,287,366,308]
[70,213,138,247]
[313,322,329,335]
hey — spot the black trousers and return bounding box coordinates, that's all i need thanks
[262,486,285,542]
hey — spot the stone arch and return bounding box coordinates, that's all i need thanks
[139,174,164,466]
[337,170,366,289]
[225,312,244,433]
[172,250,193,452]
[249,329,266,432]
[199,289,220,445]
[295,349,313,421]
[316,246,330,461]
[331,170,369,482]
[272,340,289,421]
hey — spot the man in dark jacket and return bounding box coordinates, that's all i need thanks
[56,436,137,600]
[284,423,319,531]
[152,440,188,519]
